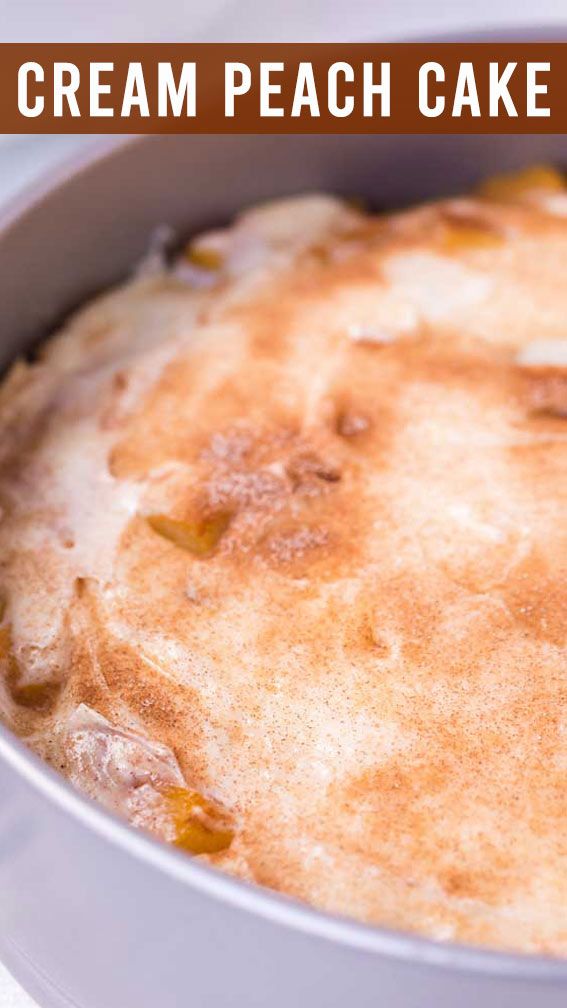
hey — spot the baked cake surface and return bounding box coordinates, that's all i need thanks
[0,167,565,953]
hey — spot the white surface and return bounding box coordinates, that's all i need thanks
[205,0,567,39]
[0,0,228,41]
[0,966,38,1008]
[0,0,565,41]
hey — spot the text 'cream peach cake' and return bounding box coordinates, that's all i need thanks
[0,166,565,954]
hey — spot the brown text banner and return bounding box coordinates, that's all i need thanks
[1,43,566,134]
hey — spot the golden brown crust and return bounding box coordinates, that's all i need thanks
[0,187,565,954]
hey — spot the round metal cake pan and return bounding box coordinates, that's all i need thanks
[0,125,566,1008]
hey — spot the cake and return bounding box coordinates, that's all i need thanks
[0,165,565,954]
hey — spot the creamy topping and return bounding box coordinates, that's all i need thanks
[0,184,565,954]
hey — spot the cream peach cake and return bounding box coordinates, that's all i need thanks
[0,166,565,954]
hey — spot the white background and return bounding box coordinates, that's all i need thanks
[0,0,566,42]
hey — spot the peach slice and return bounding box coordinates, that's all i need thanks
[478,165,564,202]
[0,622,60,711]
[0,623,10,660]
[162,786,234,855]
[147,512,230,557]
[184,242,224,272]
[10,681,61,712]
[440,223,502,252]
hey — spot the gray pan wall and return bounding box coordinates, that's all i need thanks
[0,134,566,1008]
